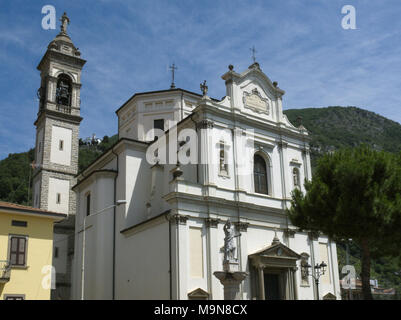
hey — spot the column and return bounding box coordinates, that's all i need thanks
[292,268,298,300]
[278,141,289,201]
[258,266,265,300]
[235,222,249,299]
[205,218,220,299]
[286,269,291,300]
[213,271,248,300]
[196,119,214,186]
[168,213,189,300]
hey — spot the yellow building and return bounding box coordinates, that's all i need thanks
[0,201,66,300]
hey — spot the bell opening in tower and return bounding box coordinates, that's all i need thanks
[56,74,72,112]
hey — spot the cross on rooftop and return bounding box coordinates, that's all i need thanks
[169,63,178,89]
[250,46,257,63]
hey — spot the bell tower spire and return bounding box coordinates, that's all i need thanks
[32,12,86,300]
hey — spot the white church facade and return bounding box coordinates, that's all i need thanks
[70,63,341,300]
[32,13,341,300]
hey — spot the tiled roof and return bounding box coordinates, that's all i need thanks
[0,201,67,219]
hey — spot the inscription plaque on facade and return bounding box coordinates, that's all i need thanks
[243,88,269,114]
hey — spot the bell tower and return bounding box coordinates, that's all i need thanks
[32,12,86,299]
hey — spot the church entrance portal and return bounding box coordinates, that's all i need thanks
[249,237,301,300]
[264,273,281,300]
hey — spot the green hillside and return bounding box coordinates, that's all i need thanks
[0,135,118,206]
[284,106,401,298]
[284,106,401,169]
[0,149,34,206]
[78,134,118,172]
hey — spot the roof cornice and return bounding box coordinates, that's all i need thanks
[0,203,67,221]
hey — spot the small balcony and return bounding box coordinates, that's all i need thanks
[0,260,11,283]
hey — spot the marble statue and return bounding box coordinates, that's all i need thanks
[223,219,240,262]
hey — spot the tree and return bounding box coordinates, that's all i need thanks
[287,145,401,300]
[0,149,35,206]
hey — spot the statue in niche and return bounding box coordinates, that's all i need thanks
[223,219,241,262]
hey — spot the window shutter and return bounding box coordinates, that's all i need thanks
[9,236,27,266]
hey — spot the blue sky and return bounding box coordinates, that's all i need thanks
[1,0,401,160]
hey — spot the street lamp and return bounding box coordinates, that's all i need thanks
[302,261,327,300]
[81,200,126,300]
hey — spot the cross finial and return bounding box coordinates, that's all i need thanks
[250,46,257,63]
[200,80,208,97]
[60,12,70,34]
[169,63,178,89]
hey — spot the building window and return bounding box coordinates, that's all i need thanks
[56,193,61,204]
[86,193,91,216]
[54,247,59,258]
[4,295,25,300]
[219,141,228,175]
[293,168,300,189]
[9,236,27,267]
[11,220,27,228]
[59,140,64,151]
[154,119,164,131]
[153,119,165,141]
[254,154,268,195]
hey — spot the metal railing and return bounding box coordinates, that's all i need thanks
[0,260,11,283]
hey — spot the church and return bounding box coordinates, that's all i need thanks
[32,13,341,300]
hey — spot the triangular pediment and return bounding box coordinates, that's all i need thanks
[187,288,209,300]
[250,242,301,260]
[220,63,288,123]
[323,293,337,300]
[222,64,285,97]
[239,66,284,97]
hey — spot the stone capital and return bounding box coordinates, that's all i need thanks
[277,141,288,149]
[284,228,296,238]
[308,231,320,241]
[168,213,188,225]
[196,119,214,130]
[234,221,249,232]
[205,218,220,228]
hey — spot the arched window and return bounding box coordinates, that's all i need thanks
[254,154,268,195]
[293,168,300,189]
[56,74,72,107]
